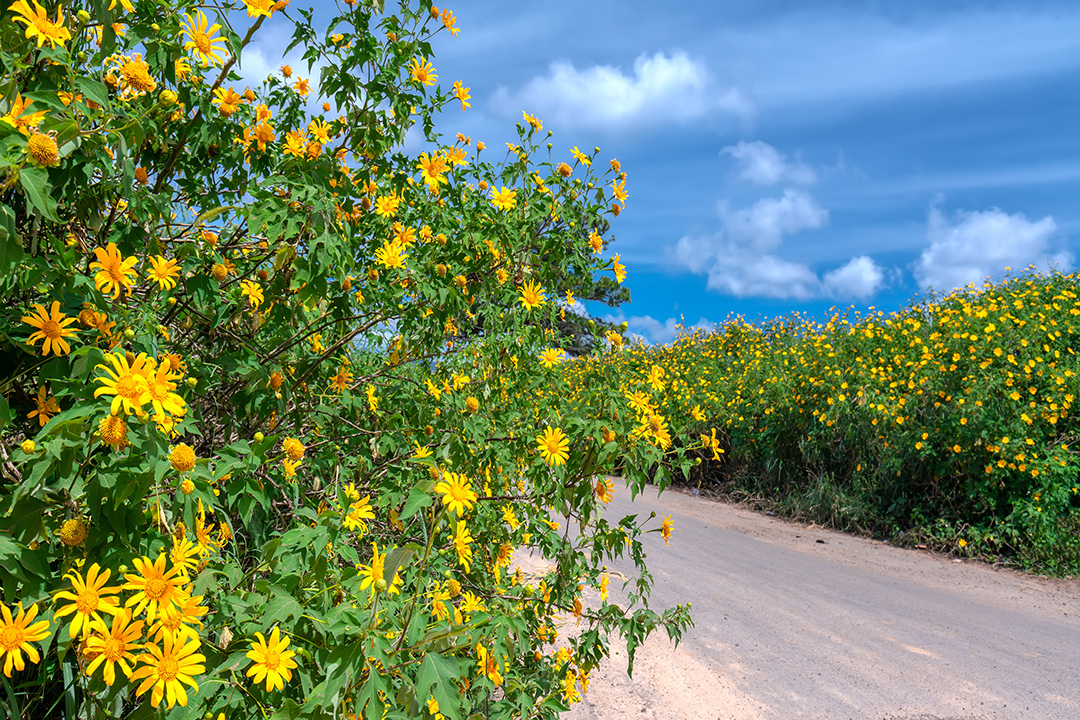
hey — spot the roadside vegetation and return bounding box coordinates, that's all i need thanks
[0,1,701,718]
[568,269,1080,575]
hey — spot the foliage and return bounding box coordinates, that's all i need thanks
[568,269,1080,575]
[0,1,696,717]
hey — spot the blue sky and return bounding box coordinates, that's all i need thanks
[249,0,1080,343]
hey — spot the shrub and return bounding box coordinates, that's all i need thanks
[0,2,693,717]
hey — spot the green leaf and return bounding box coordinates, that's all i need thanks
[383,543,418,584]
[414,652,463,720]
[399,486,432,521]
[18,167,58,222]
[0,205,21,276]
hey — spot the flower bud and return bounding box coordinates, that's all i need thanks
[20,440,35,454]
[159,89,178,106]
[254,432,265,443]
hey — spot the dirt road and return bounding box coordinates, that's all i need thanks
[568,486,1080,720]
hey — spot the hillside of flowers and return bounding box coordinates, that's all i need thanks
[567,269,1080,575]
[0,1,703,718]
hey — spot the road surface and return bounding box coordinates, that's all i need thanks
[566,486,1080,720]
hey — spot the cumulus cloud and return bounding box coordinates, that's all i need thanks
[723,189,828,250]
[915,207,1071,292]
[670,183,887,300]
[723,141,817,186]
[492,51,753,131]
[704,249,822,299]
[822,256,886,299]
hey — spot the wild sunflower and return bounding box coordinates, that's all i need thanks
[22,301,78,356]
[146,255,180,290]
[181,11,227,67]
[84,609,143,686]
[89,242,138,299]
[0,602,50,677]
[52,563,122,639]
[9,0,71,48]
[246,626,299,692]
[434,472,477,516]
[93,351,153,416]
[518,280,546,310]
[122,554,189,622]
[27,386,59,427]
[130,630,205,708]
[536,426,570,466]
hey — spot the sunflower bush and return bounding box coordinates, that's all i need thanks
[0,1,695,717]
[570,269,1080,575]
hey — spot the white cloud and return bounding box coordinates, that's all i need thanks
[915,207,1070,292]
[704,250,821,299]
[492,51,753,131]
[670,186,889,300]
[723,189,828,250]
[822,256,886,299]
[723,141,816,185]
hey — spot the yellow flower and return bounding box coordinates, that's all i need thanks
[26,131,59,166]
[94,352,153,416]
[59,518,87,546]
[146,256,180,290]
[594,477,613,504]
[409,57,437,86]
[375,239,407,269]
[453,521,473,571]
[53,563,122,639]
[99,414,129,448]
[660,514,674,545]
[239,279,264,307]
[122,554,189,622]
[434,472,478,516]
[181,11,227,67]
[489,186,517,211]
[374,194,401,217]
[519,280,546,310]
[329,366,353,393]
[452,80,471,109]
[0,602,50,677]
[282,437,305,461]
[537,426,570,466]
[90,242,138,299]
[246,626,299,692]
[169,444,196,472]
[147,590,207,644]
[22,301,78,356]
[343,496,375,532]
[243,0,276,18]
[9,0,71,48]
[465,395,479,413]
[130,631,205,708]
[1,94,46,134]
[538,348,564,369]
[476,642,503,686]
[612,253,626,284]
[84,609,143,686]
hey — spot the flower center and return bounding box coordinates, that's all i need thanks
[0,626,24,651]
[145,577,168,599]
[158,656,180,682]
[76,588,100,615]
[116,375,143,402]
[41,319,61,339]
[102,635,125,662]
[262,648,281,671]
[193,32,212,54]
